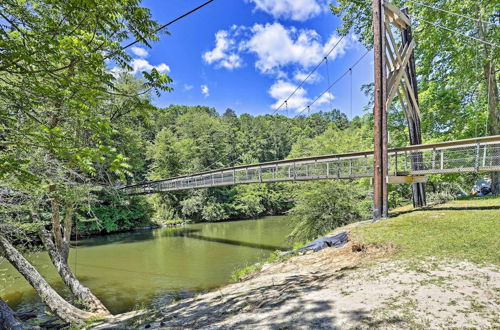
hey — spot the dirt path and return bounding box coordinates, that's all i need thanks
[92,239,499,329]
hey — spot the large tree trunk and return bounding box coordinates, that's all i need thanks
[0,298,25,330]
[49,184,67,260]
[44,186,109,314]
[39,229,110,315]
[0,234,96,324]
[61,202,73,262]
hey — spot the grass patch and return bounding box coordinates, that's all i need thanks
[230,250,287,282]
[353,196,500,265]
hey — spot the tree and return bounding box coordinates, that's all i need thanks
[287,123,372,241]
[288,180,369,243]
[0,0,171,323]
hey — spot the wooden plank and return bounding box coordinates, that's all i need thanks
[383,2,410,28]
[387,176,428,184]
[402,74,421,118]
[385,24,419,116]
[386,39,415,108]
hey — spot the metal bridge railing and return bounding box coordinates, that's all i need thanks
[123,136,500,195]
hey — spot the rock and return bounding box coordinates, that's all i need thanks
[14,311,37,321]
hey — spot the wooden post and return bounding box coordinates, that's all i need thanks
[372,0,388,220]
[401,7,426,208]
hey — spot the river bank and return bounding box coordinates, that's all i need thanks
[91,196,500,329]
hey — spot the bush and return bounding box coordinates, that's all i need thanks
[81,190,153,234]
[288,180,370,243]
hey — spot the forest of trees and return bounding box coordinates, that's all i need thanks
[0,0,497,326]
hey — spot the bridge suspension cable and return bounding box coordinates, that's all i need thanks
[411,16,498,48]
[107,0,216,59]
[408,1,499,27]
[272,35,346,115]
[194,37,358,174]
[297,50,370,115]
[193,48,368,175]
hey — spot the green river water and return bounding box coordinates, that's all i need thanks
[0,216,292,314]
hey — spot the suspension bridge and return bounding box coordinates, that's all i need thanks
[123,136,500,195]
[121,0,499,220]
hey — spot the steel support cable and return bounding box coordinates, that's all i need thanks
[324,57,335,111]
[106,0,216,59]
[411,16,497,48]
[349,68,353,119]
[157,51,361,180]
[296,50,370,115]
[272,35,346,114]
[408,1,499,27]
[194,37,348,174]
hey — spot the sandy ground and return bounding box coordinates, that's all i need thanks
[92,236,499,329]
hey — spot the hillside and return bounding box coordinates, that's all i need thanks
[92,196,500,329]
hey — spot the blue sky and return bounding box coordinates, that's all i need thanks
[128,0,373,118]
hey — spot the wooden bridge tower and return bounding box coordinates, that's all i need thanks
[372,0,426,220]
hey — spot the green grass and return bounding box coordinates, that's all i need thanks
[230,250,286,282]
[353,196,500,265]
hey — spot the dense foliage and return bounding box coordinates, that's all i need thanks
[129,107,352,224]
[81,190,152,234]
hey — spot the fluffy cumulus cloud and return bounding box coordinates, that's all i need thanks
[131,46,149,58]
[293,71,320,83]
[247,0,326,21]
[203,30,242,70]
[204,23,349,76]
[110,58,170,77]
[202,22,351,111]
[269,80,333,113]
[130,58,170,74]
[110,46,169,76]
[244,23,348,74]
[201,84,210,97]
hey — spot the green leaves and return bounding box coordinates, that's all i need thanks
[142,68,173,96]
[331,0,498,142]
[0,0,172,227]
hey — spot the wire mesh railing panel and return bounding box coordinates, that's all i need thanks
[483,144,500,169]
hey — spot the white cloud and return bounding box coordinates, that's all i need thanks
[269,80,309,111]
[248,0,327,21]
[184,84,193,91]
[269,80,334,113]
[244,23,348,74]
[293,71,320,84]
[203,23,350,77]
[131,46,149,58]
[130,58,170,74]
[202,23,352,112]
[201,84,210,97]
[203,30,242,70]
[110,58,170,77]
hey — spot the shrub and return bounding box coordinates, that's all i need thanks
[288,180,370,242]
